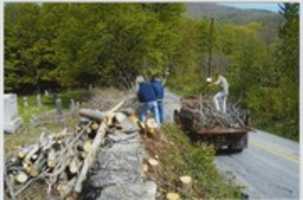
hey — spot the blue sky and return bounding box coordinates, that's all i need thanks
[219,3,280,13]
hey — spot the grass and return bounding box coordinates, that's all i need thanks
[144,123,243,199]
[6,89,91,156]
[17,89,92,124]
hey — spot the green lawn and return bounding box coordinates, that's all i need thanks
[6,89,92,156]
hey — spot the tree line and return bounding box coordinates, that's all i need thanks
[5,3,299,140]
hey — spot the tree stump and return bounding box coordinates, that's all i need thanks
[180,175,192,194]
[166,192,181,200]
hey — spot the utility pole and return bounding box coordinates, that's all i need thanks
[207,18,214,78]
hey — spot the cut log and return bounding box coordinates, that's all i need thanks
[69,158,81,174]
[129,115,139,124]
[17,145,35,159]
[15,171,28,184]
[80,152,87,160]
[24,144,40,164]
[17,150,28,160]
[28,166,39,177]
[74,121,107,193]
[85,127,92,134]
[31,154,38,161]
[148,158,159,167]
[180,175,192,194]
[143,164,148,173]
[145,118,159,138]
[22,162,32,173]
[47,149,56,168]
[74,99,126,193]
[83,141,92,153]
[91,122,99,130]
[113,112,127,124]
[166,192,180,200]
[79,109,105,122]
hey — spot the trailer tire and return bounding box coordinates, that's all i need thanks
[230,134,248,152]
[174,110,180,124]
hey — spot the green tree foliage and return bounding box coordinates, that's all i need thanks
[5,3,184,91]
[5,3,299,140]
[214,3,299,140]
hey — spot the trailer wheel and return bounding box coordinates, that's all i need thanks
[230,134,248,152]
[174,110,180,124]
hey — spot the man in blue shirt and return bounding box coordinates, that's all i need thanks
[136,76,160,125]
[150,75,165,124]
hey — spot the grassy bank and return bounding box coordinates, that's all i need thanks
[17,89,92,123]
[5,89,91,155]
[144,123,243,199]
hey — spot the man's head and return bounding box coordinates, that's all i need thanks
[151,75,157,81]
[136,75,145,84]
[206,77,212,83]
[151,72,160,81]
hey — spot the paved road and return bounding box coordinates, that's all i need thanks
[164,91,299,200]
[215,130,299,200]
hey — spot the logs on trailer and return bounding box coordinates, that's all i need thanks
[180,96,249,130]
[4,98,133,199]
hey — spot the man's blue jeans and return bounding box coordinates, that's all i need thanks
[139,101,160,125]
[157,99,164,123]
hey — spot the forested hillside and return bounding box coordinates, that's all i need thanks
[4,3,299,140]
[186,3,283,44]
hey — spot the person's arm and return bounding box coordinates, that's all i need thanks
[162,69,170,86]
[213,76,221,85]
[162,78,167,86]
[135,83,140,93]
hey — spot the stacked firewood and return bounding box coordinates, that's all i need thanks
[5,98,137,200]
[180,96,249,130]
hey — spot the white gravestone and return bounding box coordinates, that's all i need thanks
[23,97,29,107]
[70,99,76,112]
[36,94,42,107]
[44,90,49,96]
[4,94,22,133]
[89,84,93,91]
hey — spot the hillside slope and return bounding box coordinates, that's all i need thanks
[185,3,283,47]
[185,3,282,24]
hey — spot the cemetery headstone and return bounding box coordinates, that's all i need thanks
[89,84,93,92]
[76,101,80,110]
[36,94,42,107]
[44,90,49,97]
[4,94,22,133]
[23,97,29,107]
[55,97,63,115]
[55,97,64,123]
[70,99,76,112]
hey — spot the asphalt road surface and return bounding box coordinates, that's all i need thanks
[164,91,299,200]
[215,129,299,200]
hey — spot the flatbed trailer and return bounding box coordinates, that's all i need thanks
[174,96,250,151]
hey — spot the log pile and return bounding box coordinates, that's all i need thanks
[5,99,134,200]
[180,96,249,130]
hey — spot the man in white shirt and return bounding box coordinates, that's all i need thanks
[208,74,229,113]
